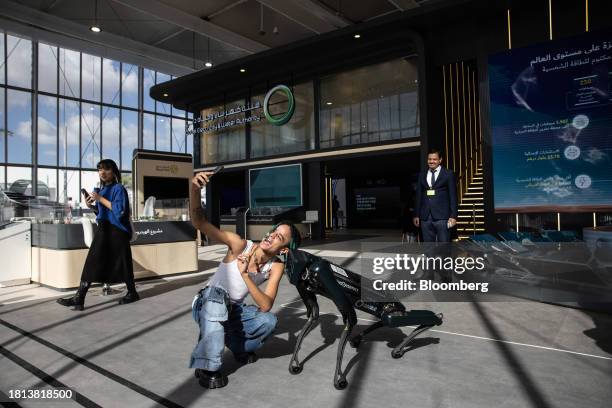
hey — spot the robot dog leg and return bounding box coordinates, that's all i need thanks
[288,282,319,375]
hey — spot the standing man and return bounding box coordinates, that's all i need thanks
[413,149,458,242]
[332,195,340,230]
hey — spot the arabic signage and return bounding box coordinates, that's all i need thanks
[188,85,296,135]
[489,30,612,211]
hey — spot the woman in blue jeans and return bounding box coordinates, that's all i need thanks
[189,171,301,389]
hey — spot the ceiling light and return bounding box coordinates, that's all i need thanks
[205,62,213,68]
[240,68,246,73]
[163,93,168,97]
[326,101,333,105]
[354,34,361,39]
[90,25,101,33]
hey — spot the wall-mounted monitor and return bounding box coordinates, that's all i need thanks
[489,30,612,212]
[249,164,302,208]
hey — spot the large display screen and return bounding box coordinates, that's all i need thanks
[143,176,189,200]
[249,164,302,208]
[489,30,612,212]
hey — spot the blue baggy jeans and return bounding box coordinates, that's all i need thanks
[189,286,277,371]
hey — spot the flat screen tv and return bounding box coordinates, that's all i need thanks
[143,176,189,200]
[249,164,302,208]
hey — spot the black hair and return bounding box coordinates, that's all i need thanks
[427,148,443,159]
[96,159,121,185]
[270,221,301,250]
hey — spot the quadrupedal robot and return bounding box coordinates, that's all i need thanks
[284,249,443,389]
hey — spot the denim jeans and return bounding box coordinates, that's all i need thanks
[189,286,278,371]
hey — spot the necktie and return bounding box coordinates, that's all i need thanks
[429,169,436,187]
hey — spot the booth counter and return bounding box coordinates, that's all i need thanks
[31,221,198,290]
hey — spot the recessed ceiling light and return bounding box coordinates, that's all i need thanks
[90,26,101,33]
[205,62,213,68]
[326,101,333,105]
[240,68,246,73]
[354,34,361,39]
[163,93,168,97]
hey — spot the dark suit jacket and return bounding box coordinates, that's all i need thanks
[414,166,458,220]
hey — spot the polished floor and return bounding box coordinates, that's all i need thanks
[1,230,611,408]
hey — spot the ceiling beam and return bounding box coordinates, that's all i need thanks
[386,0,421,11]
[0,0,199,73]
[257,0,345,34]
[305,0,352,27]
[109,0,269,54]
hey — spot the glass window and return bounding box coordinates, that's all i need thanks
[319,57,419,148]
[38,43,58,94]
[171,118,185,153]
[38,95,57,166]
[121,110,138,170]
[156,115,170,151]
[155,72,171,115]
[37,168,57,201]
[121,172,133,208]
[200,100,246,164]
[121,63,138,108]
[143,68,155,112]
[80,170,99,208]
[7,35,32,89]
[0,90,4,162]
[7,89,32,164]
[186,129,193,156]
[250,82,315,158]
[59,48,80,98]
[58,169,79,205]
[6,166,32,194]
[0,33,4,85]
[81,103,101,168]
[58,98,80,167]
[103,59,121,105]
[82,53,101,102]
[102,106,119,164]
[143,113,155,150]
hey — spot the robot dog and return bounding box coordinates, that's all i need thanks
[284,249,443,389]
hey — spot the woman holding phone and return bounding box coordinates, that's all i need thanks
[57,159,139,310]
[188,170,301,389]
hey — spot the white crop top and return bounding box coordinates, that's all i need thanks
[206,240,275,304]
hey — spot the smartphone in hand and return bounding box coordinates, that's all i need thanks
[81,188,89,198]
[211,165,224,175]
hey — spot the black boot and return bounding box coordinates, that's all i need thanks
[194,369,228,389]
[57,281,90,311]
[118,281,139,305]
[234,352,258,365]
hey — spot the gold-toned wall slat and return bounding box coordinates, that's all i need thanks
[462,62,468,196]
[443,65,449,168]
[549,0,553,40]
[507,9,512,50]
[586,0,589,32]
[449,63,456,172]
[467,65,473,185]
[456,62,461,178]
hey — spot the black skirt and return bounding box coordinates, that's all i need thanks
[80,220,135,284]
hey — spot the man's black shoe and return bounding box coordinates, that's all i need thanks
[195,369,228,389]
[234,352,258,364]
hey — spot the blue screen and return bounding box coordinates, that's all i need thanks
[249,164,302,208]
[489,30,612,212]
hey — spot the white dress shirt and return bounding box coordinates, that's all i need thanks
[427,166,441,188]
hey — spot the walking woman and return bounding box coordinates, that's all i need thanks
[57,159,139,311]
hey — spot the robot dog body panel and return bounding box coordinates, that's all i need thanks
[285,249,442,389]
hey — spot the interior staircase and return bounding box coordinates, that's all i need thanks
[456,165,484,240]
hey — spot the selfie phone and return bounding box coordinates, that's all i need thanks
[81,188,89,198]
[211,165,224,175]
